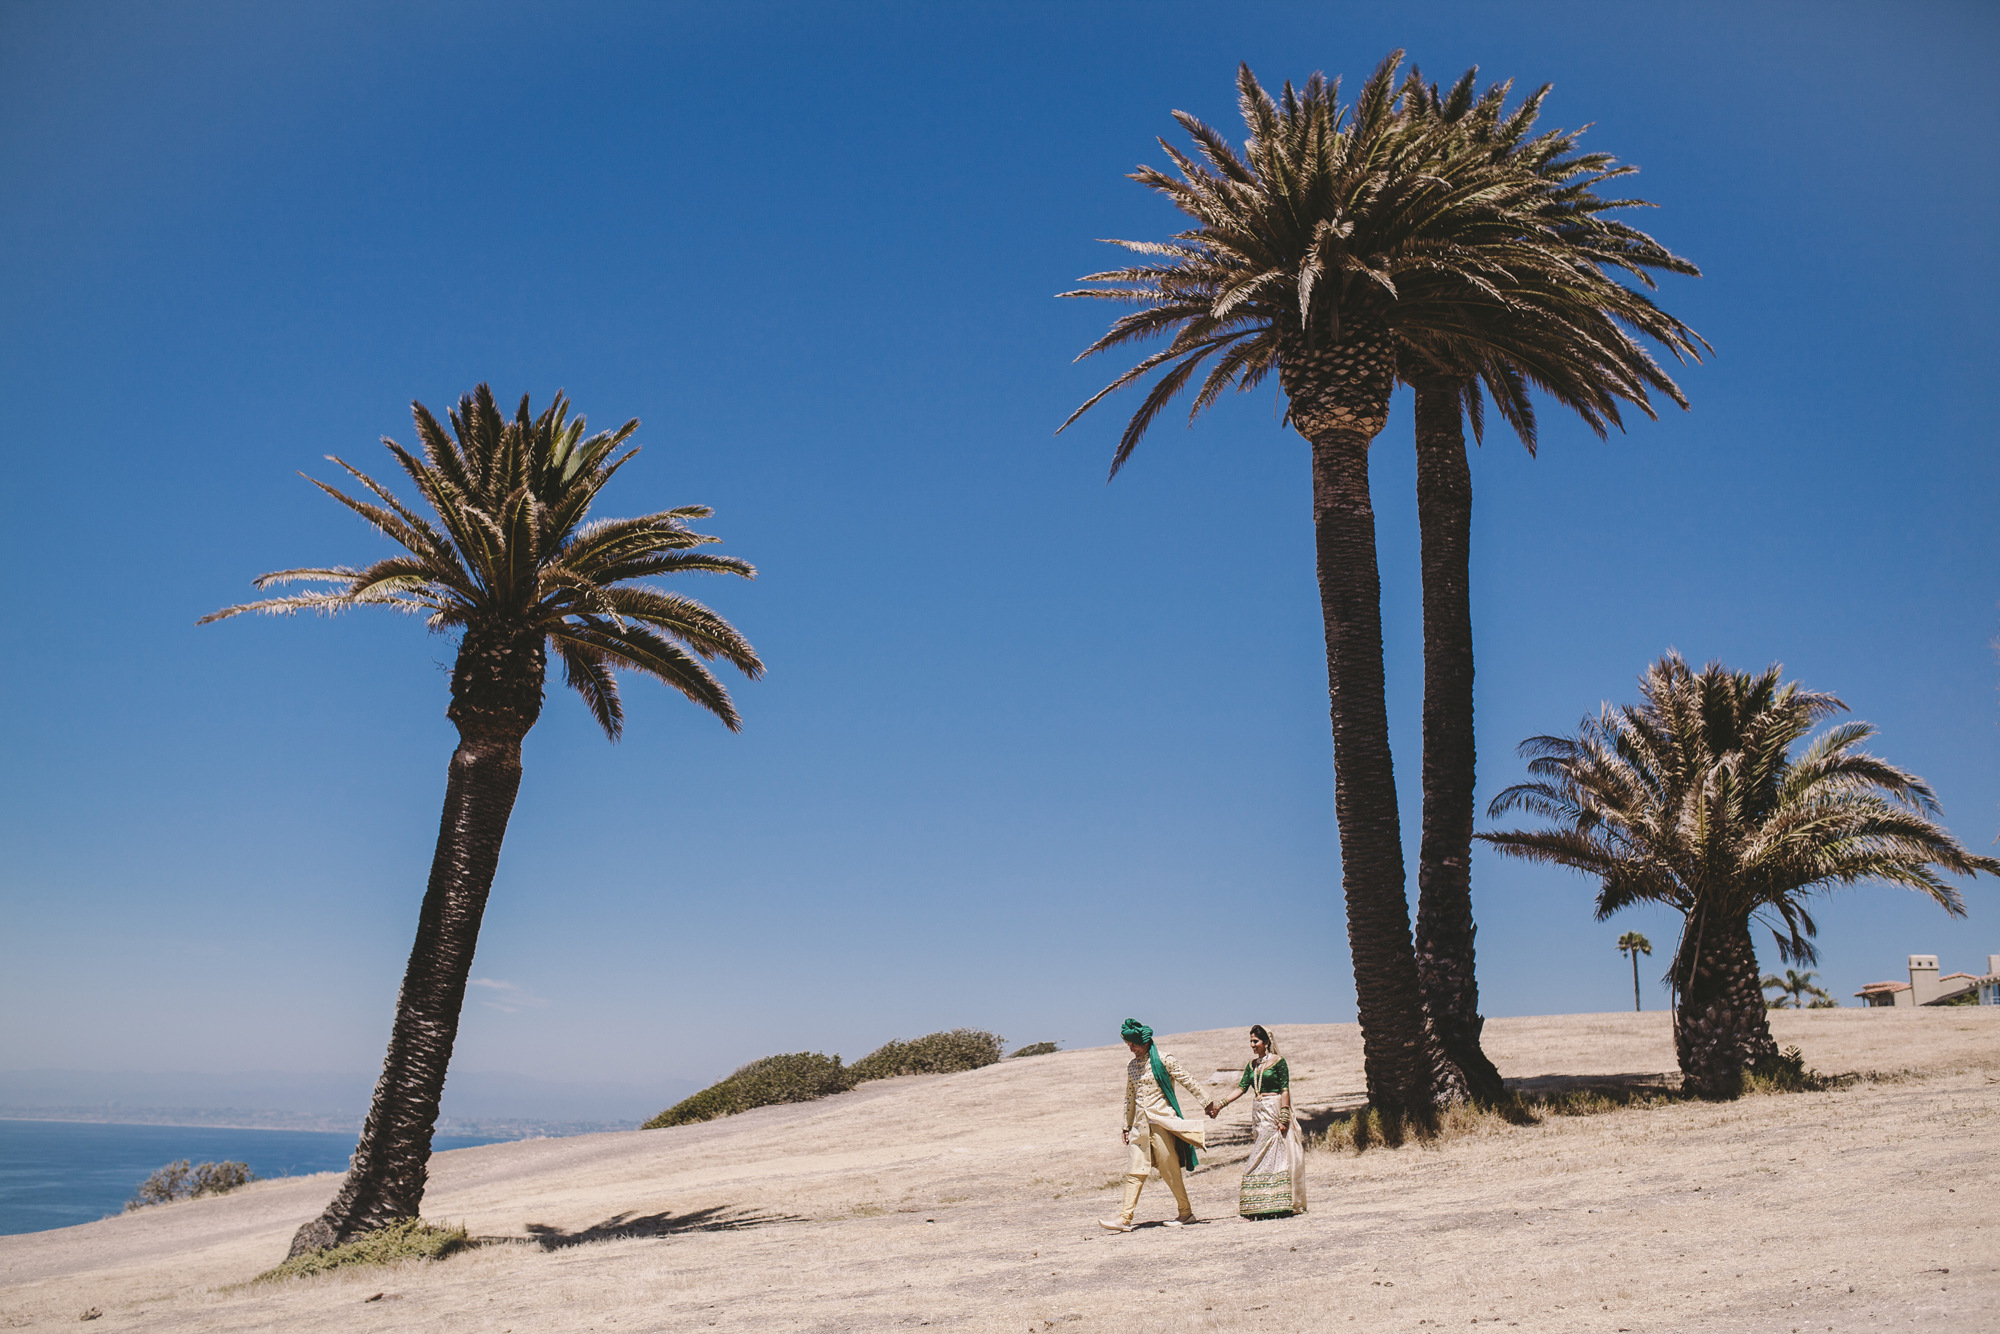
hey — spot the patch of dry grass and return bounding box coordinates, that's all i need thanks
[250,1219,472,1284]
[1305,1052,1902,1156]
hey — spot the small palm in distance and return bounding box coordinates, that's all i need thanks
[1617,931,1652,1012]
[1762,968,1831,1010]
[204,385,761,1257]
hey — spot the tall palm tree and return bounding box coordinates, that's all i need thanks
[1617,931,1652,1012]
[1479,653,1996,1097]
[1395,69,1707,1103]
[203,386,761,1255]
[1761,968,1830,1009]
[1060,55,1676,1112]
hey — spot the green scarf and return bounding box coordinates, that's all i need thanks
[1147,1046,1199,1171]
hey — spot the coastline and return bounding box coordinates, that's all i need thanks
[0,1110,636,1138]
[4,1010,1994,1331]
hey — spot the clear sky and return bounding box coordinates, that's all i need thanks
[3,0,1996,1100]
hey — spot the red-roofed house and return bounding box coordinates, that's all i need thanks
[1854,979,1910,1007]
[1855,954,2000,1006]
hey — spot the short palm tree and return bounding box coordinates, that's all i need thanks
[1395,69,1707,1103]
[1479,653,1996,1097]
[1617,931,1652,1012]
[1060,55,1686,1112]
[1762,968,1830,1009]
[203,386,761,1255]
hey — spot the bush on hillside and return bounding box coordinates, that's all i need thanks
[643,1051,858,1129]
[849,1029,1005,1081]
[1008,1042,1059,1059]
[642,1028,1010,1128]
[126,1159,256,1211]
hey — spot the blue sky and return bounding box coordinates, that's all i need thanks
[3,0,1995,1099]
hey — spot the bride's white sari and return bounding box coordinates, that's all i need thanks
[1238,1055,1307,1217]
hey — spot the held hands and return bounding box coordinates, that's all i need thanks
[1121,1130,1130,1145]
[1203,1102,1220,1118]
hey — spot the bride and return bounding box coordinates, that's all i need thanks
[1205,1024,1307,1218]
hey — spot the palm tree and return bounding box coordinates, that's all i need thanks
[1479,653,1997,1097]
[1060,55,1683,1112]
[1617,931,1652,1012]
[1761,968,1830,1009]
[203,386,761,1255]
[1396,70,1707,1103]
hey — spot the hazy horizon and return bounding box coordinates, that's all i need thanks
[0,1067,701,1128]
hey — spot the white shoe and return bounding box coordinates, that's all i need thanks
[1098,1219,1132,1232]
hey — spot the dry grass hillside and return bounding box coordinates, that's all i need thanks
[2,1008,1994,1332]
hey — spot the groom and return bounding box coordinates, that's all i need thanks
[1102,1018,1209,1232]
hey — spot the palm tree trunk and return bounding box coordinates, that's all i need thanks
[1670,908,1781,1099]
[1281,322,1439,1116]
[288,630,543,1258]
[1409,378,1505,1104]
[1631,951,1642,1012]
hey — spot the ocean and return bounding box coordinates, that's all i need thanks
[0,1120,502,1237]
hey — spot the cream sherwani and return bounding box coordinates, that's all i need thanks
[1118,1050,1208,1223]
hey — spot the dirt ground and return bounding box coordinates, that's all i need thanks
[2,1008,1994,1332]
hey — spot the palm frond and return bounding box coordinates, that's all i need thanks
[552,634,624,740]
[204,385,761,738]
[560,620,743,731]
[1061,54,1705,470]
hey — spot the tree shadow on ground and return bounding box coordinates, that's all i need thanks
[1297,1074,1684,1151]
[1503,1072,1680,1100]
[1294,1099,1367,1142]
[495,1205,805,1251]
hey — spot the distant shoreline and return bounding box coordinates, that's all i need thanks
[0,1110,635,1138]
[0,1109,362,1134]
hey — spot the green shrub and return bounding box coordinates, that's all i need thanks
[255,1218,470,1282]
[1008,1041,1059,1059]
[850,1029,1004,1081]
[126,1160,256,1211]
[643,1051,858,1129]
[643,1028,1010,1128]
[1745,1044,1831,1094]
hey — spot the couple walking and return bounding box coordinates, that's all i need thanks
[1100,1019,1308,1232]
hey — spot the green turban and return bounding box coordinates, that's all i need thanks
[1120,1018,1153,1046]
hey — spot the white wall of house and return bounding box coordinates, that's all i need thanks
[1908,955,1941,1005]
[1858,952,1999,1006]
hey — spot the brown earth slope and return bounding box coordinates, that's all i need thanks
[2,1008,1994,1332]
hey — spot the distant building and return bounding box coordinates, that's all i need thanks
[1856,954,2000,1007]
[1855,979,1910,1007]
[1936,972,1983,1002]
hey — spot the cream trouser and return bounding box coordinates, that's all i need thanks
[1120,1121,1193,1223]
